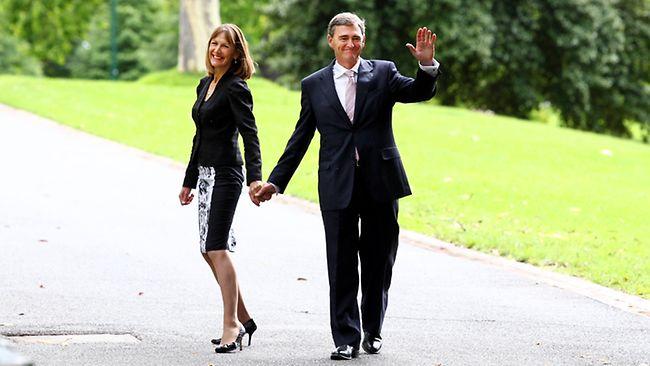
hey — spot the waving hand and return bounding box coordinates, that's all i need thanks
[406,27,436,66]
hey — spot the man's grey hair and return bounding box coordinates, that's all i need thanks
[327,12,365,37]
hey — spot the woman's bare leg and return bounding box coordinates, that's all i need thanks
[203,253,251,324]
[206,250,241,344]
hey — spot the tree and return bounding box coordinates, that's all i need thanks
[1,0,102,76]
[256,0,649,139]
[220,0,271,46]
[68,0,161,80]
[604,0,649,139]
[0,3,41,75]
[258,0,358,87]
[535,0,627,135]
[178,0,220,72]
[0,33,42,76]
[140,0,180,73]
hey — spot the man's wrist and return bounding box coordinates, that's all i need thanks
[418,59,440,76]
[268,181,280,194]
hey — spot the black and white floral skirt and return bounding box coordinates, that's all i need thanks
[197,165,244,253]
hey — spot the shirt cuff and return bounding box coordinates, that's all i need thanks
[268,182,281,195]
[419,59,440,77]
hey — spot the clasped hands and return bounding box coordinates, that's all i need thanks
[178,182,276,207]
[248,181,277,207]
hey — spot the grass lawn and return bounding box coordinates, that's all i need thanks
[1,71,648,298]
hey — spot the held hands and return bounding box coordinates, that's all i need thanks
[249,182,277,206]
[406,27,436,66]
[180,182,273,207]
[179,187,194,205]
[248,180,263,206]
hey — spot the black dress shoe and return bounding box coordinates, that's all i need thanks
[330,345,359,360]
[361,333,382,354]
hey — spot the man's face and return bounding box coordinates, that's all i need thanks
[327,24,365,66]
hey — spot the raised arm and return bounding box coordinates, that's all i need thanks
[406,27,436,65]
[389,27,440,103]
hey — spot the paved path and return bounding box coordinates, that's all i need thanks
[0,104,648,365]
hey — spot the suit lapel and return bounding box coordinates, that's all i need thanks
[196,77,212,110]
[318,60,353,125]
[353,59,373,124]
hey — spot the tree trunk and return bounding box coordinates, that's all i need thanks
[177,0,220,73]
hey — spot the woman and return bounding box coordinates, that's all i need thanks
[179,24,262,354]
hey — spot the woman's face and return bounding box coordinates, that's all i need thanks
[209,33,237,72]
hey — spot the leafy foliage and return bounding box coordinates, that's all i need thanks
[220,0,272,47]
[1,0,102,76]
[259,0,649,139]
[0,6,41,75]
[0,32,42,76]
[68,0,174,80]
[0,0,647,138]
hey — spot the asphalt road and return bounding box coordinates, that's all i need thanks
[1,104,649,366]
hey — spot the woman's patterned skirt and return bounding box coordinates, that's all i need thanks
[197,165,244,253]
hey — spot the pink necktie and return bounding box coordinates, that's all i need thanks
[344,70,360,163]
[344,70,356,123]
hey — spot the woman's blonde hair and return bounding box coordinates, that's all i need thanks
[205,23,255,80]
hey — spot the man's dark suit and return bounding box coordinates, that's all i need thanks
[268,58,438,347]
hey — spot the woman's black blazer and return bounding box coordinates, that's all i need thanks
[183,71,262,188]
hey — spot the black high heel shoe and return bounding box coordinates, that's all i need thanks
[214,326,245,354]
[211,319,257,346]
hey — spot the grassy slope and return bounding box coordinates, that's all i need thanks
[1,71,648,297]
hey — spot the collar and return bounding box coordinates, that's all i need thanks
[333,58,361,78]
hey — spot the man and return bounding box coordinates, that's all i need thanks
[255,12,440,360]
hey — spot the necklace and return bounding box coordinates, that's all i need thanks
[204,78,219,101]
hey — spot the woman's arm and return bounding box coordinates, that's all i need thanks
[181,77,208,190]
[228,78,262,186]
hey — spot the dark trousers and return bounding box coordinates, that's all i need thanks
[321,167,399,348]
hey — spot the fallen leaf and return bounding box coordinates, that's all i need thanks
[138,292,144,296]
[39,284,45,289]
[297,277,307,281]
[38,239,48,243]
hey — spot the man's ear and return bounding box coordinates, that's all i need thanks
[327,34,335,50]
